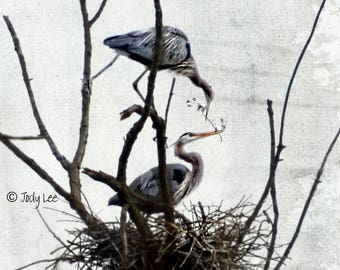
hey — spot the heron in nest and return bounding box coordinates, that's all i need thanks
[108,129,223,213]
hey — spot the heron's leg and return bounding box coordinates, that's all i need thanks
[132,68,148,102]
[92,55,120,80]
[120,205,129,268]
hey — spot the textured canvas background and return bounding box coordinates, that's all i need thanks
[0,1,339,269]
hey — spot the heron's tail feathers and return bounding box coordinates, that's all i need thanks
[108,195,120,206]
[103,34,131,49]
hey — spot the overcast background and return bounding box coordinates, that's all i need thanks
[0,1,339,269]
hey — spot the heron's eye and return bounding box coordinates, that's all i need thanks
[179,132,194,138]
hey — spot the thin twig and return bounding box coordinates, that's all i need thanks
[81,190,94,215]
[264,99,279,270]
[164,78,176,129]
[16,258,69,270]
[277,0,326,150]
[36,210,94,269]
[274,129,339,270]
[0,133,45,140]
[43,207,81,221]
[3,16,70,170]
[120,207,129,269]
[37,209,71,253]
[89,0,108,26]
[92,55,119,80]
[83,167,171,213]
[0,134,70,199]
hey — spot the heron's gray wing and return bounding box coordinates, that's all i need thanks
[104,27,190,67]
[104,28,155,66]
[124,27,190,67]
[131,169,159,198]
[162,27,190,66]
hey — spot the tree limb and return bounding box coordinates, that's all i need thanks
[3,15,70,171]
[242,0,326,241]
[0,133,70,199]
[89,0,108,26]
[274,128,339,269]
[264,99,279,270]
[92,55,119,80]
[2,12,107,237]
[113,1,166,252]
[83,167,172,213]
[0,133,45,140]
[69,0,92,203]
[277,0,326,151]
[164,78,176,129]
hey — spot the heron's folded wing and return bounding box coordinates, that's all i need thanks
[133,170,159,197]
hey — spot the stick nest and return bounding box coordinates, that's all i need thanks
[43,200,279,269]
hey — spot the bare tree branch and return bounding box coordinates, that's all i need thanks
[82,167,120,190]
[2,16,70,171]
[83,167,171,213]
[0,133,45,140]
[112,2,167,252]
[242,0,326,241]
[69,0,93,205]
[149,1,176,235]
[16,258,70,270]
[89,0,108,26]
[2,14,107,236]
[164,78,176,129]
[120,104,156,121]
[119,103,175,222]
[92,55,119,80]
[274,128,339,270]
[116,0,163,183]
[120,207,129,270]
[72,0,92,170]
[277,0,326,151]
[37,210,80,262]
[0,133,70,199]
[264,99,279,270]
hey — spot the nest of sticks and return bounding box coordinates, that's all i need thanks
[43,200,278,270]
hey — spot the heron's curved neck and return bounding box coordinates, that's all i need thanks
[186,58,213,99]
[175,144,204,184]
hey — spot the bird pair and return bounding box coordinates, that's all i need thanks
[104,26,220,212]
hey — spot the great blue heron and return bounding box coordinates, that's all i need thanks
[108,129,223,213]
[104,26,214,117]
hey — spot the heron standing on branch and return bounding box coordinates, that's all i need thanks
[104,26,214,117]
[108,129,223,213]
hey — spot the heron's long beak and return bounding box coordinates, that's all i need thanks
[194,128,224,140]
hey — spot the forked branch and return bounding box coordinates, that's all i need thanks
[274,128,339,269]
[242,0,327,239]
[89,0,108,26]
[0,134,70,199]
[3,16,70,170]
